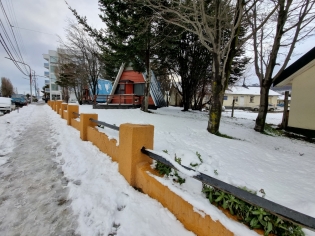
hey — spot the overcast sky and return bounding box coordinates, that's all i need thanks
[0,0,102,95]
[0,1,314,96]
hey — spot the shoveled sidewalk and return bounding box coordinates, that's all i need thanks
[0,103,194,236]
[0,103,77,235]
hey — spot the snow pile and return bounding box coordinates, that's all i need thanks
[0,107,32,166]
[46,106,194,236]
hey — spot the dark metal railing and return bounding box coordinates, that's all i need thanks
[96,94,141,105]
[141,147,315,231]
[72,112,80,118]
[90,118,119,131]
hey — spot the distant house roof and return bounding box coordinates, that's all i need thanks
[278,95,291,101]
[273,47,315,86]
[225,86,281,96]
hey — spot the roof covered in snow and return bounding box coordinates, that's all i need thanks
[225,86,281,96]
[278,95,291,100]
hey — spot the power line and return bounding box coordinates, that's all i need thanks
[0,0,30,76]
[0,33,27,75]
[11,25,56,36]
[6,0,28,65]
[0,0,27,72]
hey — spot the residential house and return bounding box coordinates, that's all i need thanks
[106,64,165,109]
[168,83,182,107]
[273,46,315,138]
[95,79,113,103]
[223,86,280,109]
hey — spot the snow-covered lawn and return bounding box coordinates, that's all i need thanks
[78,105,315,235]
[1,104,314,236]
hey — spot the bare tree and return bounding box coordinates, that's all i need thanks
[143,0,277,134]
[1,77,14,97]
[58,22,103,103]
[55,51,88,104]
[247,0,315,132]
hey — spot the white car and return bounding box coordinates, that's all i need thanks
[0,97,14,114]
[252,104,277,111]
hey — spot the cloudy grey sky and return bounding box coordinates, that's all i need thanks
[0,0,102,95]
[0,1,314,96]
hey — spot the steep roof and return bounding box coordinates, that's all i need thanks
[273,47,315,86]
[110,64,166,107]
[225,86,280,96]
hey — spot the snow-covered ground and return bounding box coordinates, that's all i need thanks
[1,104,314,236]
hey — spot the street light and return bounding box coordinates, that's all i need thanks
[4,57,33,103]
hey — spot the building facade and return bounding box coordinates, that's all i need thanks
[43,50,62,100]
[273,46,315,137]
[223,86,280,109]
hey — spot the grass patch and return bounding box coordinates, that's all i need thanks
[215,132,236,139]
[263,123,283,136]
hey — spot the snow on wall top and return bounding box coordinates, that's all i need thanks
[225,86,281,96]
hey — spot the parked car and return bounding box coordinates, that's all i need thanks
[11,96,27,107]
[251,104,277,111]
[202,106,226,112]
[0,97,14,114]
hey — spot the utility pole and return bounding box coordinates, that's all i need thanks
[4,57,33,103]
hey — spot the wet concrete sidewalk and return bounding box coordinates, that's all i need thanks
[0,104,78,236]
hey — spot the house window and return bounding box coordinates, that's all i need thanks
[50,65,56,73]
[233,96,238,102]
[51,84,58,91]
[134,84,144,95]
[119,84,125,94]
[50,56,58,63]
[223,96,228,100]
[250,96,254,103]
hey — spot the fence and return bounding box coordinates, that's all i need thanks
[141,148,315,231]
[47,100,315,235]
[96,94,141,105]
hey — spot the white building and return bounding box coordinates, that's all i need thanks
[43,50,62,100]
[223,86,281,109]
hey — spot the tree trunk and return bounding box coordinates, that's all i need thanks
[207,51,224,134]
[207,80,223,134]
[142,40,151,112]
[143,68,151,112]
[182,90,190,111]
[254,84,271,132]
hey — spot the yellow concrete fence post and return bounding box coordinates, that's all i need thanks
[80,113,98,141]
[66,104,79,126]
[51,101,56,110]
[61,103,68,119]
[56,100,62,114]
[118,124,154,186]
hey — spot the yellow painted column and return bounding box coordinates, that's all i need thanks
[118,124,154,186]
[51,101,56,110]
[56,100,62,114]
[66,104,79,126]
[61,103,68,119]
[80,113,98,141]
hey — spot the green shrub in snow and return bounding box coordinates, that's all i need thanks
[202,184,304,236]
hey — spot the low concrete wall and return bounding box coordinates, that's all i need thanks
[71,119,80,131]
[47,103,258,236]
